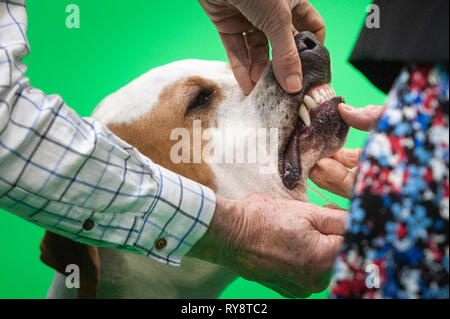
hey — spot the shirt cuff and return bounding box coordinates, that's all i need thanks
[128,163,216,266]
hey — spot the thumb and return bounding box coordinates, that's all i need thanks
[310,206,348,236]
[269,24,303,94]
[338,103,386,131]
[229,1,303,93]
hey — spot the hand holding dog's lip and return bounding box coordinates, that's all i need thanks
[199,0,325,95]
[310,149,362,198]
[188,193,348,299]
[338,103,386,131]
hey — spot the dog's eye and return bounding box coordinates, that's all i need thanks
[188,89,215,111]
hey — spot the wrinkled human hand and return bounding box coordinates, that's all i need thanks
[310,148,362,198]
[199,0,325,94]
[189,193,347,298]
[310,103,386,198]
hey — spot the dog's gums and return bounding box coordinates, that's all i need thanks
[282,93,345,190]
[277,32,348,190]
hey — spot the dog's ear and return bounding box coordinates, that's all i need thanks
[40,231,101,299]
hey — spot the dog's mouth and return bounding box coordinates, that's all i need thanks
[279,84,345,190]
[257,30,349,191]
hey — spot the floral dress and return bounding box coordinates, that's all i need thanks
[331,64,449,299]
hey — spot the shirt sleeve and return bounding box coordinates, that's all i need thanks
[0,0,216,266]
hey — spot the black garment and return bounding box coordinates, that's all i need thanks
[350,0,449,93]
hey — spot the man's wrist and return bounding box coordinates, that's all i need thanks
[187,195,241,266]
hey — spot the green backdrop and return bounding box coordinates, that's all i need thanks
[0,0,386,299]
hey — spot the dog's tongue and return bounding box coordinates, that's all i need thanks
[282,127,301,190]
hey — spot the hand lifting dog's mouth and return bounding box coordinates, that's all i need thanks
[275,32,349,190]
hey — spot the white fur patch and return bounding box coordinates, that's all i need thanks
[92,59,235,125]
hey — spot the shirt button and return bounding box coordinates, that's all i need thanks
[82,219,95,231]
[155,238,167,250]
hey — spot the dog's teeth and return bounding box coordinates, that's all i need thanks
[304,95,318,109]
[319,88,327,98]
[309,85,336,105]
[299,103,311,127]
[312,90,321,103]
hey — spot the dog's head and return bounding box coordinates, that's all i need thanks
[93,31,348,201]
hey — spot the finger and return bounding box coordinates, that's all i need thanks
[264,282,311,299]
[320,234,345,263]
[331,148,363,168]
[244,30,270,85]
[338,103,386,131]
[310,205,348,236]
[218,32,254,94]
[292,1,326,44]
[323,204,346,211]
[269,24,303,94]
[229,1,303,93]
[262,282,299,299]
[307,234,344,279]
[281,282,312,299]
[309,164,353,198]
[316,158,356,198]
[309,165,342,196]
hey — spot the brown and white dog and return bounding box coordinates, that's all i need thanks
[42,31,348,299]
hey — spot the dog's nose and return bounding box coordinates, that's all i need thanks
[294,31,321,54]
[294,31,331,86]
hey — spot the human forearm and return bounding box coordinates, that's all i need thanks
[0,0,216,266]
[188,196,243,266]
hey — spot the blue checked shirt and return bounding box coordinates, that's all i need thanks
[0,0,216,266]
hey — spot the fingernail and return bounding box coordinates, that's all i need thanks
[316,158,330,169]
[285,74,302,93]
[316,160,325,170]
